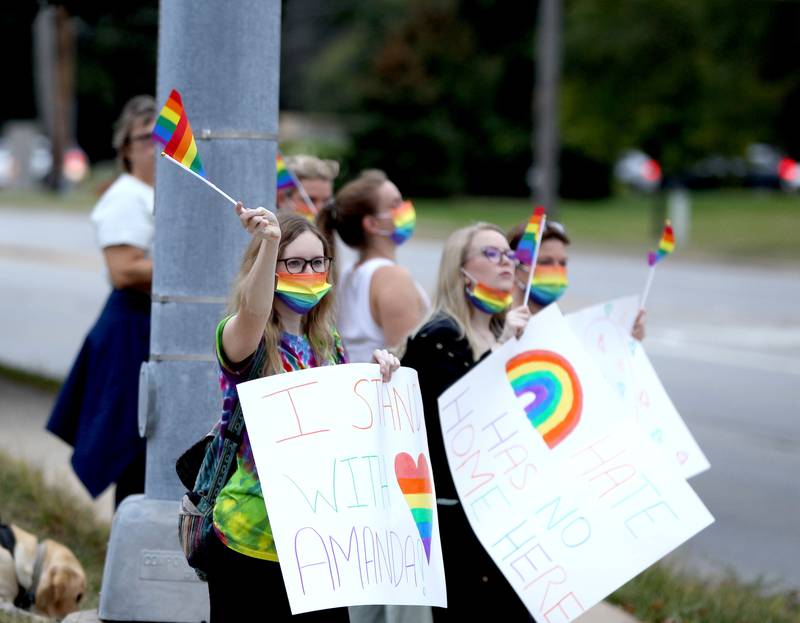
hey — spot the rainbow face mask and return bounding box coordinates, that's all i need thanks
[529,264,568,306]
[390,200,416,245]
[462,269,513,315]
[274,272,332,314]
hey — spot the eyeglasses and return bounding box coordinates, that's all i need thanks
[468,246,518,265]
[278,256,332,274]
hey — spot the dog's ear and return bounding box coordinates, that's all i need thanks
[34,565,58,616]
[36,564,85,617]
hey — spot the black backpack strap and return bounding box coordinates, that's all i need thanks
[201,342,267,509]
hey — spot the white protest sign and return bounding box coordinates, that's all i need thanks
[437,305,713,622]
[566,295,709,478]
[238,364,447,614]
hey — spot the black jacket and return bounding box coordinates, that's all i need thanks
[401,313,490,500]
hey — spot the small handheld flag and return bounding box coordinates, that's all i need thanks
[153,89,206,178]
[640,219,676,309]
[153,89,236,205]
[647,220,675,266]
[275,153,318,221]
[516,206,548,307]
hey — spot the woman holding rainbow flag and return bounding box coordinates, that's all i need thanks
[400,223,532,621]
[204,205,400,621]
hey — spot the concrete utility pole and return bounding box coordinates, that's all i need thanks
[533,0,562,216]
[98,2,281,621]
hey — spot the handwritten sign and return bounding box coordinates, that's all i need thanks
[566,296,710,478]
[437,305,713,622]
[238,365,446,614]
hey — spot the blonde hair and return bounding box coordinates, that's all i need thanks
[226,213,337,377]
[284,154,340,182]
[112,95,156,172]
[418,222,506,360]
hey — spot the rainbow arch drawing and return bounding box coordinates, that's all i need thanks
[505,349,583,448]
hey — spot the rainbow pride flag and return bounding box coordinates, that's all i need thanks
[276,153,294,191]
[648,220,675,266]
[515,206,547,268]
[153,89,206,178]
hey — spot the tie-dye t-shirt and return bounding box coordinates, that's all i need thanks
[211,316,347,560]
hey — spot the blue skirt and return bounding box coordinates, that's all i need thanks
[47,288,150,498]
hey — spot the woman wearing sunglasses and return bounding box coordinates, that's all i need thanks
[47,95,156,509]
[204,207,399,622]
[507,221,646,340]
[400,223,532,621]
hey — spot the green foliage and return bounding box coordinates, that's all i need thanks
[610,563,800,623]
[561,0,787,175]
[0,451,110,610]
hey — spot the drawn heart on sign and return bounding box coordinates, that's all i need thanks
[394,452,434,562]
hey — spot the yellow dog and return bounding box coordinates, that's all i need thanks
[0,521,86,618]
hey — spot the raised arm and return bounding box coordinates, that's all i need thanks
[221,203,281,364]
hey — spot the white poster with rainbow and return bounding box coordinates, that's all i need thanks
[437,304,713,622]
[566,295,710,478]
[238,365,447,614]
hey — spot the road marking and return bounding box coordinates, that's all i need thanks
[647,337,800,377]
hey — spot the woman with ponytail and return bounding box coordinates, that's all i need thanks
[317,170,428,363]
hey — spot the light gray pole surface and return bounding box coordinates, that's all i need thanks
[99,2,281,620]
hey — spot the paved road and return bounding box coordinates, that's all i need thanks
[1,206,798,590]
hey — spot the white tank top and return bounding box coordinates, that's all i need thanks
[337,258,429,363]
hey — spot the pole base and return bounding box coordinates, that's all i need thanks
[98,496,208,622]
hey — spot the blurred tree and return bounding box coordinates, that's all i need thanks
[561,0,789,178]
[303,0,536,196]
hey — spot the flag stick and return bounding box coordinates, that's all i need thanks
[160,152,237,205]
[640,265,656,310]
[522,214,547,308]
[287,168,319,217]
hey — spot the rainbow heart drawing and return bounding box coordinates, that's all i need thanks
[394,452,434,563]
[505,350,583,449]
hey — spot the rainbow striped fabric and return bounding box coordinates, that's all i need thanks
[391,200,416,244]
[274,272,332,314]
[467,282,513,314]
[153,89,206,177]
[515,206,547,267]
[530,265,568,306]
[276,153,294,191]
[648,220,676,266]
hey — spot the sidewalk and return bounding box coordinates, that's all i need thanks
[0,376,114,522]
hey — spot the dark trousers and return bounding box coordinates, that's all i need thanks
[114,449,146,509]
[206,531,349,622]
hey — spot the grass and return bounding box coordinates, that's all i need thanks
[2,177,798,263]
[0,451,109,612]
[0,363,60,394]
[0,448,798,621]
[415,190,800,264]
[610,563,800,623]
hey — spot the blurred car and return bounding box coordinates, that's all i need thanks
[614,149,662,192]
[680,143,798,191]
[0,134,88,188]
